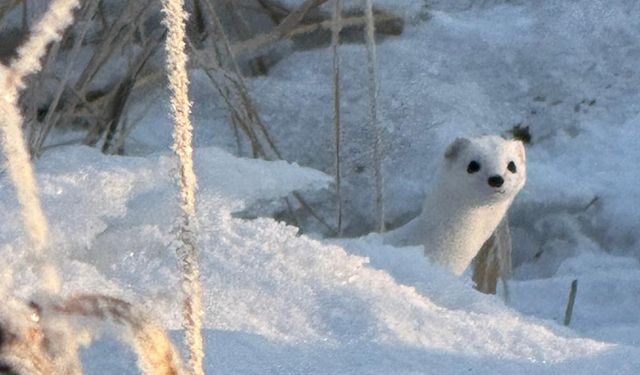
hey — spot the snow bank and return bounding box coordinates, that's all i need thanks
[1,145,638,373]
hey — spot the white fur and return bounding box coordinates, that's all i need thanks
[385,135,526,275]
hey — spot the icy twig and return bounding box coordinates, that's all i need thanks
[161,0,205,374]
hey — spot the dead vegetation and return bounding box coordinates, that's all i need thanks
[0,293,183,374]
[0,0,404,159]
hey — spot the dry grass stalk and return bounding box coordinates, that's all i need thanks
[99,29,166,154]
[235,1,403,56]
[282,10,401,40]
[0,0,81,294]
[29,0,99,156]
[364,0,385,232]
[33,0,155,156]
[194,0,335,233]
[161,0,205,374]
[199,0,281,159]
[331,0,344,235]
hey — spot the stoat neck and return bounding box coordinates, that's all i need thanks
[421,182,511,275]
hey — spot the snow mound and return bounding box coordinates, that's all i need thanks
[1,146,638,373]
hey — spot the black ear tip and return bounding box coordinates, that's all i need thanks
[445,137,471,160]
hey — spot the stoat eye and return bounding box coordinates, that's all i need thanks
[507,161,517,173]
[467,161,481,174]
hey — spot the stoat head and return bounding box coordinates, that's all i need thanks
[441,135,526,205]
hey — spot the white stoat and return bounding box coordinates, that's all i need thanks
[386,135,526,276]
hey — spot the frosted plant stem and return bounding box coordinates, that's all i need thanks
[0,101,59,293]
[332,0,344,236]
[161,0,205,374]
[0,0,80,294]
[364,0,385,232]
[7,0,80,93]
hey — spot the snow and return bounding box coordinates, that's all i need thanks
[3,0,640,373]
[1,140,638,373]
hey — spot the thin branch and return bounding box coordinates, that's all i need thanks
[232,0,329,55]
[196,0,336,233]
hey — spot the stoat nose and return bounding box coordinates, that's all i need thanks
[488,175,504,188]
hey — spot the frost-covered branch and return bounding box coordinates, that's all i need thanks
[161,0,205,374]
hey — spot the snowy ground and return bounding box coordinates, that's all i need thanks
[3,0,640,373]
[6,144,639,375]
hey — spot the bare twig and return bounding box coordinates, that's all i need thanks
[100,29,166,154]
[193,0,336,234]
[564,279,578,326]
[44,0,155,149]
[232,3,403,56]
[233,0,329,55]
[284,10,400,40]
[30,0,99,156]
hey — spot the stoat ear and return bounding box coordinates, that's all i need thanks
[444,137,471,160]
[513,139,526,165]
